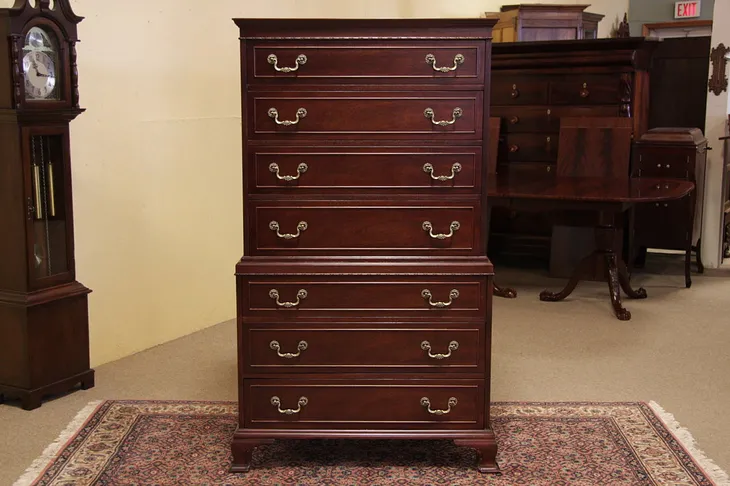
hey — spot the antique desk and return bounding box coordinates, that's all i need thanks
[231,18,500,473]
[487,175,695,320]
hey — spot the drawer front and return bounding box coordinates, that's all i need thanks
[249,92,483,140]
[634,197,691,248]
[491,77,548,105]
[249,42,485,83]
[635,154,691,179]
[492,105,621,134]
[549,74,622,105]
[243,379,483,429]
[250,147,482,194]
[244,327,482,372]
[241,277,488,317]
[251,201,481,255]
[499,133,557,162]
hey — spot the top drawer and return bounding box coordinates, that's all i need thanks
[246,41,486,85]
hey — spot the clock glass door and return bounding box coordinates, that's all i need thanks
[24,129,73,287]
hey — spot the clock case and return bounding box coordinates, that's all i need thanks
[0,0,93,410]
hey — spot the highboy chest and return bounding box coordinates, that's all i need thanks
[231,18,499,473]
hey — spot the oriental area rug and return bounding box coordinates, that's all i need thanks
[14,400,729,486]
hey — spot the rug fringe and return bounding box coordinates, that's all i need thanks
[648,400,730,486]
[12,400,105,486]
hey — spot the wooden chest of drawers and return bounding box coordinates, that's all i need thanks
[231,19,499,473]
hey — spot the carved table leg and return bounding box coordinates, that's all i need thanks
[616,259,647,299]
[453,439,500,473]
[493,282,517,298]
[230,438,274,473]
[539,253,595,302]
[541,212,646,320]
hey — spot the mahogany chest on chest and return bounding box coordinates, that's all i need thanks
[231,18,499,473]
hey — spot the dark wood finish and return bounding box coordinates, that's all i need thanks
[487,175,695,319]
[709,43,729,96]
[631,128,707,287]
[491,4,604,43]
[0,0,92,410]
[488,38,659,273]
[232,18,499,473]
[648,36,711,132]
[556,117,633,177]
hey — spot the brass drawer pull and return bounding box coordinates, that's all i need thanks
[270,340,308,358]
[424,107,463,126]
[423,162,461,181]
[269,288,308,308]
[421,288,460,308]
[420,340,459,359]
[425,53,464,72]
[420,396,457,415]
[509,115,519,125]
[511,84,519,98]
[268,107,307,126]
[269,220,307,239]
[271,396,308,415]
[267,53,307,73]
[580,82,589,98]
[509,144,519,153]
[422,221,460,239]
[269,162,308,181]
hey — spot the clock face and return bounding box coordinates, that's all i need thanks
[22,26,60,101]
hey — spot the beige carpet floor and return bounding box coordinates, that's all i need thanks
[1,253,729,485]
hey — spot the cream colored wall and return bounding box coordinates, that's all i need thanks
[0,0,628,366]
[700,0,730,268]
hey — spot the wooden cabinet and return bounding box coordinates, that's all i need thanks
[489,4,604,43]
[488,38,660,273]
[231,18,499,473]
[632,128,707,286]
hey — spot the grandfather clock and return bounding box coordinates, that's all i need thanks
[0,0,93,410]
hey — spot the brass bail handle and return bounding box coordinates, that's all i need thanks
[420,397,458,415]
[424,107,463,126]
[423,162,461,181]
[425,53,465,72]
[267,53,307,73]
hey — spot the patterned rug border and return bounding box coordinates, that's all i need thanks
[12,399,730,486]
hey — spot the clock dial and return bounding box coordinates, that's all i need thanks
[22,26,60,101]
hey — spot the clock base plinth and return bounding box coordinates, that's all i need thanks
[0,369,94,411]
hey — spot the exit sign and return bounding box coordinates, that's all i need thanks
[675,0,701,18]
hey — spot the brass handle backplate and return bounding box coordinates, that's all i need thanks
[424,107,463,126]
[271,396,308,415]
[270,340,308,358]
[423,162,461,181]
[420,340,459,359]
[422,221,460,239]
[421,289,460,308]
[425,53,465,72]
[269,220,308,239]
[267,53,307,73]
[269,162,308,181]
[268,107,307,126]
[269,288,308,308]
[420,396,458,415]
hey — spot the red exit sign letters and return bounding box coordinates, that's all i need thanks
[675,1,701,18]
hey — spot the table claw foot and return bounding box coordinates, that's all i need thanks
[539,289,564,302]
[493,283,517,299]
[607,255,632,321]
